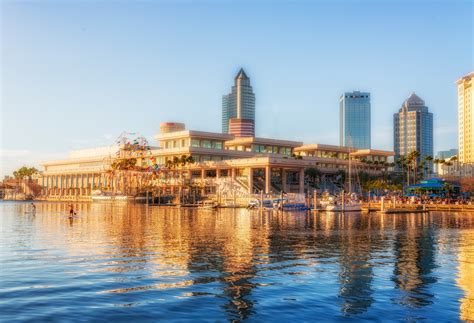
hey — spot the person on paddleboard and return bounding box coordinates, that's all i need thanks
[69,204,76,217]
[31,203,36,214]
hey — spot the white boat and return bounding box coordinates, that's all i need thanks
[324,193,361,212]
[91,190,130,202]
[319,191,335,209]
[199,200,218,209]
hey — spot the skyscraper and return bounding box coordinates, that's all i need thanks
[393,92,433,165]
[339,91,371,149]
[222,68,255,137]
[457,72,474,164]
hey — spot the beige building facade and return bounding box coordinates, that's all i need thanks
[38,123,394,200]
[457,72,474,164]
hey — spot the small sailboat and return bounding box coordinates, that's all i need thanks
[323,144,361,212]
[325,192,361,212]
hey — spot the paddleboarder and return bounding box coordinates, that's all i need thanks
[69,204,76,217]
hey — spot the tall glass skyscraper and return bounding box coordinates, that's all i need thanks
[222,68,255,136]
[393,93,433,165]
[340,91,371,149]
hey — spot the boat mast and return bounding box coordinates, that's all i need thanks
[347,136,352,194]
[348,146,352,194]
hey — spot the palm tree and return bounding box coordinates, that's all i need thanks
[424,155,433,178]
[185,156,195,164]
[433,158,440,175]
[396,156,407,188]
[408,151,421,183]
[402,155,412,186]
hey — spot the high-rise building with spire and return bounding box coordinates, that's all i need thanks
[222,68,256,137]
[393,92,433,166]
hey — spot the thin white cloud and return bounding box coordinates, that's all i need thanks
[0,149,31,157]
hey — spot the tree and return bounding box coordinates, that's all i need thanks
[460,177,474,193]
[179,155,188,167]
[443,182,454,199]
[408,150,421,183]
[424,155,433,178]
[396,156,407,187]
[111,158,137,170]
[165,159,173,169]
[12,166,38,180]
[305,167,321,187]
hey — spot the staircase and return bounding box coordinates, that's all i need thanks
[217,178,250,198]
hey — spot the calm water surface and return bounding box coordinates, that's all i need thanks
[1,201,474,322]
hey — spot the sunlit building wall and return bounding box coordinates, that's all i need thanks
[393,93,433,167]
[457,72,474,164]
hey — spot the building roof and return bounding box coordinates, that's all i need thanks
[155,130,234,141]
[294,144,350,153]
[350,149,394,157]
[294,145,394,156]
[235,68,248,80]
[456,71,474,84]
[404,92,425,107]
[225,136,303,147]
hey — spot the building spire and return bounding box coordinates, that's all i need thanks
[235,68,248,80]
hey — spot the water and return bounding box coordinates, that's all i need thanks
[1,201,474,322]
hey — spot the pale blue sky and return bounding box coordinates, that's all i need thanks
[1,0,473,177]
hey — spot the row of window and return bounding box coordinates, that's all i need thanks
[162,139,224,150]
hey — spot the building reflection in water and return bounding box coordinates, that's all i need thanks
[176,208,264,321]
[391,213,437,308]
[336,214,374,316]
[457,219,474,321]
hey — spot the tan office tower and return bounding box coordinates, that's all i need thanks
[222,68,256,136]
[457,72,474,164]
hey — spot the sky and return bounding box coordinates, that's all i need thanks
[1,0,473,177]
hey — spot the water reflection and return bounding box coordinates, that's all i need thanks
[337,215,374,315]
[457,224,474,321]
[1,202,474,321]
[392,214,437,308]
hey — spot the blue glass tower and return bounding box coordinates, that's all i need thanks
[340,91,371,149]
